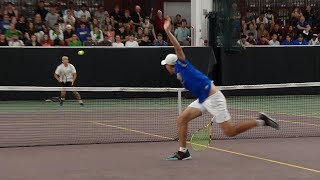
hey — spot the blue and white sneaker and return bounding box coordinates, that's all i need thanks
[166,150,192,161]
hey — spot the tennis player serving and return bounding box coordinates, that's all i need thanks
[54,56,84,106]
[162,18,279,161]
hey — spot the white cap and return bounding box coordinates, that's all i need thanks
[161,54,178,66]
[66,24,72,30]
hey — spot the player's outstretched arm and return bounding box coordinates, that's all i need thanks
[164,17,186,60]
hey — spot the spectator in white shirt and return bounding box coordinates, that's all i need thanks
[64,9,76,26]
[90,26,104,43]
[125,34,139,47]
[49,23,64,45]
[77,4,91,20]
[256,12,269,26]
[237,35,250,47]
[269,34,280,45]
[8,34,24,46]
[112,35,124,47]
[308,34,319,45]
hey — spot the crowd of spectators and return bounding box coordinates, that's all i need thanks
[232,3,320,47]
[0,1,192,47]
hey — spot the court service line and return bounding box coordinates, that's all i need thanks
[89,121,320,173]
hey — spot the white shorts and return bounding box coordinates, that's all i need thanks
[188,91,231,123]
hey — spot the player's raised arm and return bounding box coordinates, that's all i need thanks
[164,17,186,60]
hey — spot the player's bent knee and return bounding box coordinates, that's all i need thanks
[220,121,237,137]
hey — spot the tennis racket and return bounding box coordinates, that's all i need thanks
[190,121,213,151]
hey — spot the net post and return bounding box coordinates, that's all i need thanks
[178,89,182,115]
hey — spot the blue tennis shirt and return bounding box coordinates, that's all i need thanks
[175,59,212,103]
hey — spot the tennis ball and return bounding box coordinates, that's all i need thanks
[78,50,85,56]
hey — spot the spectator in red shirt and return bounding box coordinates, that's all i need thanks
[258,35,269,45]
[40,34,54,46]
[154,10,166,41]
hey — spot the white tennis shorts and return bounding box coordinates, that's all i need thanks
[188,91,231,123]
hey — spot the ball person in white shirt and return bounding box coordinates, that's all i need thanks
[54,56,84,106]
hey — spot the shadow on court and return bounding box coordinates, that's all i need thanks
[1,138,320,180]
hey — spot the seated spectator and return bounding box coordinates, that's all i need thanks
[45,5,60,30]
[139,34,153,46]
[141,16,156,41]
[116,25,128,42]
[1,14,11,33]
[135,27,144,43]
[110,5,122,24]
[153,33,167,46]
[94,5,108,25]
[174,14,182,28]
[25,22,36,42]
[112,35,125,47]
[64,9,76,26]
[76,22,90,42]
[83,35,96,46]
[317,33,320,45]
[269,34,280,45]
[5,23,22,41]
[90,26,104,44]
[57,17,65,31]
[49,23,64,46]
[125,34,139,47]
[291,8,303,26]
[16,15,27,35]
[241,9,256,33]
[63,2,78,17]
[308,34,318,45]
[34,0,48,21]
[90,18,102,30]
[247,32,257,45]
[265,8,275,25]
[34,14,47,42]
[68,34,82,46]
[75,15,90,29]
[64,24,75,45]
[237,35,250,47]
[270,24,283,41]
[293,34,308,45]
[98,36,112,46]
[121,10,133,30]
[174,19,191,46]
[26,34,41,46]
[131,5,144,24]
[0,34,8,46]
[287,25,297,40]
[257,24,270,40]
[8,34,24,46]
[257,35,269,45]
[281,34,294,45]
[77,3,91,20]
[256,12,268,27]
[246,23,258,40]
[40,34,53,46]
[297,16,311,35]
[3,2,18,20]
[103,24,115,42]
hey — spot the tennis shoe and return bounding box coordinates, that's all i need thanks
[80,103,84,107]
[259,113,279,130]
[166,150,192,161]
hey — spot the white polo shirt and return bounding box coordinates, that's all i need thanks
[55,63,77,82]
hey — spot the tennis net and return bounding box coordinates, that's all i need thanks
[0,83,319,147]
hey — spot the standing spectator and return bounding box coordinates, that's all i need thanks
[45,5,60,30]
[246,23,258,40]
[26,34,40,46]
[265,8,275,25]
[125,34,139,47]
[237,35,250,47]
[269,34,280,45]
[131,5,144,24]
[297,16,311,36]
[49,23,64,46]
[153,33,167,46]
[76,22,90,42]
[63,24,75,45]
[34,0,48,21]
[308,34,318,45]
[4,23,22,41]
[256,12,268,27]
[247,32,257,45]
[282,34,294,45]
[257,35,269,45]
[3,2,18,20]
[303,5,315,26]
[154,10,166,40]
[139,35,153,46]
[270,24,283,42]
[174,19,190,46]
[293,34,308,45]
[16,15,27,35]
[64,9,76,26]
[0,14,11,33]
[68,34,82,46]
[0,34,8,46]
[257,24,270,40]
[90,26,104,44]
[231,3,241,32]
[77,4,91,20]
[63,2,78,17]
[8,34,24,46]
[241,9,256,33]
[95,5,108,25]
[174,14,182,28]
[141,16,156,41]
[287,25,297,40]
[103,24,115,42]
[110,5,122,24]
[40,34,53,46]
[98,36,112,46]
[135,27,144,43]
[83,35,96,46]
[25,22,36,42]
[112,35,124,47]
[291,8,303,26]
[116,25,128,42]
[34,14,47,42]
